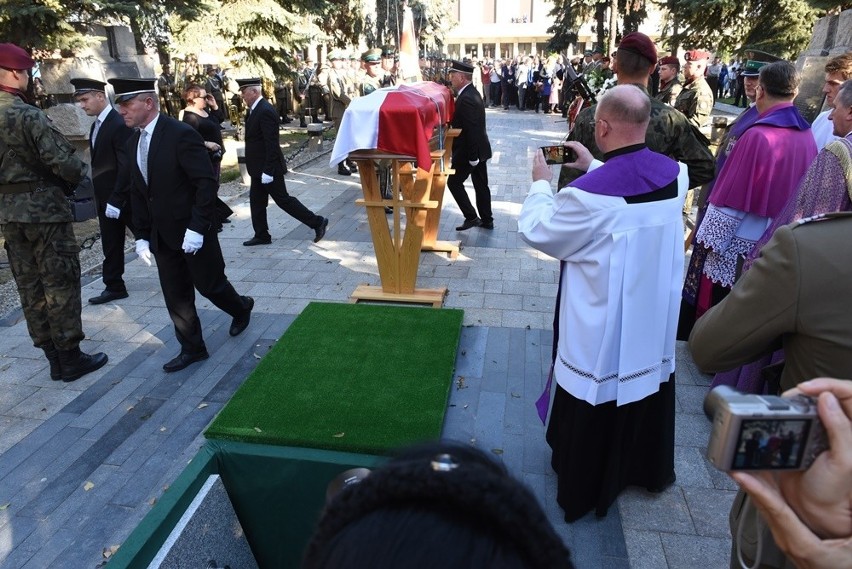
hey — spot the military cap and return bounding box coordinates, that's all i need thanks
[617,32,657,65]
[329,50,345,61]
[684,50,711,61]
[659,55,680,67]
[743,49,782,64]
[447,60,474,74]
[108,78,156,103]
[584,50,594,57]
[235,77,262,90]
[0,43,34,71]
[361,48,382,63]
[593,47,604,55]
[381,45,396,58]
[70,77,106,97]
[740,60,770,77]
[348,52,359,61]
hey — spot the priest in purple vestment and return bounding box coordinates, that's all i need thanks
[679,61,816,340]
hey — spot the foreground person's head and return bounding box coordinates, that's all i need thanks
[302,441,573,569]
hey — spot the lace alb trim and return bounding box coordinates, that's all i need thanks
[695,206,759,288]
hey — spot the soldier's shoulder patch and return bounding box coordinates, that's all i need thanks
[794,211,852,226]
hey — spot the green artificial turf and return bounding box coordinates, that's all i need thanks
[205,302,464,455]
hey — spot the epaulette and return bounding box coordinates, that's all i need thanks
[794,211,852,226]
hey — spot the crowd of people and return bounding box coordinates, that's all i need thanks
[1,32,852,568]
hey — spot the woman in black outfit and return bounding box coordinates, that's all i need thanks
[182,84,233,227]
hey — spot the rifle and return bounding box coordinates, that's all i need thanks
[564,65,597,105]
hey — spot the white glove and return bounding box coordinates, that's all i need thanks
[469,159,480,167]
[261,173,274,184]
[182,229,204,254]
[105,204,121,219]
[135,239,152,266]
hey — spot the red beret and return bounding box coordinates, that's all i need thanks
[659,56,680,67]
[685,50,711,62]
[617,33,657,65]
[0,43,34,71]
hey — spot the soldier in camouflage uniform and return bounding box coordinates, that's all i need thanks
[327,51,356,176]
[655,55,682,106]
[346,52,361,101]
[559,33,715,192]
[0,43,108,382]
[674,50,715,133]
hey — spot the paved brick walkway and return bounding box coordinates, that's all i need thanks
[0,108,735,568]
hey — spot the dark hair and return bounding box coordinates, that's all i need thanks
[759,61,800,98]
[183,83,204,101]
[302,442,573,569]
[613,49,655,79]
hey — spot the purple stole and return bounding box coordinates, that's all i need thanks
[536,145,680,422]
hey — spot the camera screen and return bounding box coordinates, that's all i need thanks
[731,419,811,470]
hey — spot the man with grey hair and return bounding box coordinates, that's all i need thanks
[107,77,254,373]
[519,84,688,523]
[238,78,328,246]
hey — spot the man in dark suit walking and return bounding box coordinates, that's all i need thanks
[237,78,328,246]
[106,78,253,373]
[445,60,494,231]
[70,78,135,304]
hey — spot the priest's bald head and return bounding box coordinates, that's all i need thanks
[593,85,651,154]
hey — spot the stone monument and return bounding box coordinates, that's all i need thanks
[794,9,852,122]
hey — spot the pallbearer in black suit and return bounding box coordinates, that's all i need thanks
[236,78,328,246]
[70,77,135,304]
[446,60,494,231]
[106,78,254,373]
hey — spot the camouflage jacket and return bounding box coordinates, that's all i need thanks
[361,73,382,97]
[674,77,714,130]
[655,79,682,107]
[559,85,715,189]
[0,92,85,223]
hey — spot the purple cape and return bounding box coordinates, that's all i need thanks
[708,103,817,217]
[571,144,680,197]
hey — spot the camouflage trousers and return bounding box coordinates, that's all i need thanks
[2,222,84,350]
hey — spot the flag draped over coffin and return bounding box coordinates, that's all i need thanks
[330,82,455,172]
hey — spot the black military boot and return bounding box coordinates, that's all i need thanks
[346,159,358,173]
[337,163,351,176]
[58,347,108,382]
[40,343,62,381]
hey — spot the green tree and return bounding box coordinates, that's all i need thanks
[547,0,647,54]
[374,0,454,53]
[663,0,834,58]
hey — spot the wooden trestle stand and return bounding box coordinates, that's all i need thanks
[349,128,460,307]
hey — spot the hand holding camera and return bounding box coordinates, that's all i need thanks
[713,379,852,569]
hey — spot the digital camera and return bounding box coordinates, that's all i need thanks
[704,386,828,471]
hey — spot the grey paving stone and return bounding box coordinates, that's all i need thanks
[618,486,695,534]
[5,386,80,420]
[473,391,505,452]
[660,533,731,569]
[683,486,737,538]
[623,529,668,569]
[675,411,714,447]
[0,416,43,455]
[0,384,38,415]
[454,326,487,379]
[674,445,715,489]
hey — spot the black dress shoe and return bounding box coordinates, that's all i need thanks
[230,296,254,336]
[88,290,129,305]
[243,236,272,246]
[456,218,481,231]
[163,349,209,373]
[337,164,351,176]
[346,161,358,173]
[480,220,494,230]
[313,217,329,243]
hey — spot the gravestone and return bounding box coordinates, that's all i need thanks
[794,9,852,123]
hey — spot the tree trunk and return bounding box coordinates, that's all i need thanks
[595,3,606,49]
[608,0,618,56]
